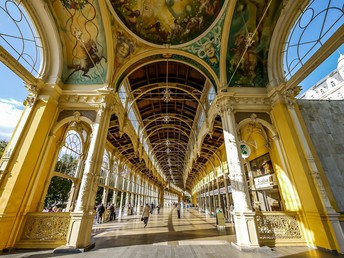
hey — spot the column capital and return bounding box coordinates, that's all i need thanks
[24,83,41,107]
[270,86,301,109]
[216,95,234,116]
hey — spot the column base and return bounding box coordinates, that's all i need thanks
[327,212,344,253]
[67,211,94,248]
[53,242,95,254]
[233,211,259,248]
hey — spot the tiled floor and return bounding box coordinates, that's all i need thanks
[2,207,343,257]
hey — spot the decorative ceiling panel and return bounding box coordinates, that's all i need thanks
[108,0,225,45]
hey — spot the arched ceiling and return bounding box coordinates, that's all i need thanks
[108,0,225,46]
[47,0,284,191]
[130,61,204,185]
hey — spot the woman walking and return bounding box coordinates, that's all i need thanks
[142,203,151,228]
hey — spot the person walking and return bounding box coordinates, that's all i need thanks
[150,202,154,214]
[156,204,160,214]
[176,202,181,219]
[142,203,151,228]
[97,203,105,224]
[109,203,115,221]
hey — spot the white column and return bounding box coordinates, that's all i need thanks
[68,97,113,248]
[130,175,135,214]
[112,173,119,207]
[123,175,131,216]
[217,97,259,248]
[223,173,231,221]
[206,182,211,215]
[118,176,125,219]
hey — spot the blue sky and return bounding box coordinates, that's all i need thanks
[0,62,27,140]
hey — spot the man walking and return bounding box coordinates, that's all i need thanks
[176,202,181,219]
[142,203,151,228]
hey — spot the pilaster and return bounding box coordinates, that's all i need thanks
[269,88,341,251]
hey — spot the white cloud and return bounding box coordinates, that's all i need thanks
[0,98,24,140]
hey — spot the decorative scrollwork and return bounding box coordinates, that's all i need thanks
[255,213,302,240]
[20,213,70,241]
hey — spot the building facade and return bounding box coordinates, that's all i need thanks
[299,54,344,100]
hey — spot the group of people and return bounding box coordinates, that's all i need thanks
[95,203,116,224]
[43,205,64,212]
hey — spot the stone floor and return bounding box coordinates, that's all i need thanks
[2,207,343,257]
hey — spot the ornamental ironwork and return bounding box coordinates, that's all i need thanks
[255,212,303,240]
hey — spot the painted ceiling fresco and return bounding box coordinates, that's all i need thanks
[182,12,225,76]
[226,0,282,87]
[52,0,107,84]
[109,0,225,45]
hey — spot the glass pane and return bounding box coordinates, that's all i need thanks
[283,0,344,79]
[0,0,42,76]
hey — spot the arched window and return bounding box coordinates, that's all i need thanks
[198,111,205,131]
[99,151,109,186]
[283,0,344,80]
[207,86,215,106]
[109,161,118,187]
[55,130,82,177]
[0,0,42,76]
[45,129,83,211]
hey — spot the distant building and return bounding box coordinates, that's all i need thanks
[299,54,344,100]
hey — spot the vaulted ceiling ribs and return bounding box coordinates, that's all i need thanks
[126,60,206,188]
[108,61,224,190]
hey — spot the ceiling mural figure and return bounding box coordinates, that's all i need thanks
[52,0,108,84]
[109,0,225,45]
[226,0,281,87]
[182,13,224,75]
[114,30,136,74]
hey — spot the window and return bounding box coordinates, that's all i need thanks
[55,130,82,177]
[249,153,283,212]
[207,86,215,106]
[99,152,109,185]
[0,0,42,76]
[283,0,344,80]
[119,84,127,107]
[198,110,205,131]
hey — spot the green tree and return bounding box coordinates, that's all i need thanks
[44,176,72,208]
[55,153,78,176]
[95,186,104,206]
[0,139,9,159]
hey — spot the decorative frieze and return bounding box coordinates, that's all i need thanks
[59,95,106,105]
[20,213,70,241]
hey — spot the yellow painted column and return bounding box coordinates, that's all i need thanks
[0,84,60,250]
[270,92,339,251]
